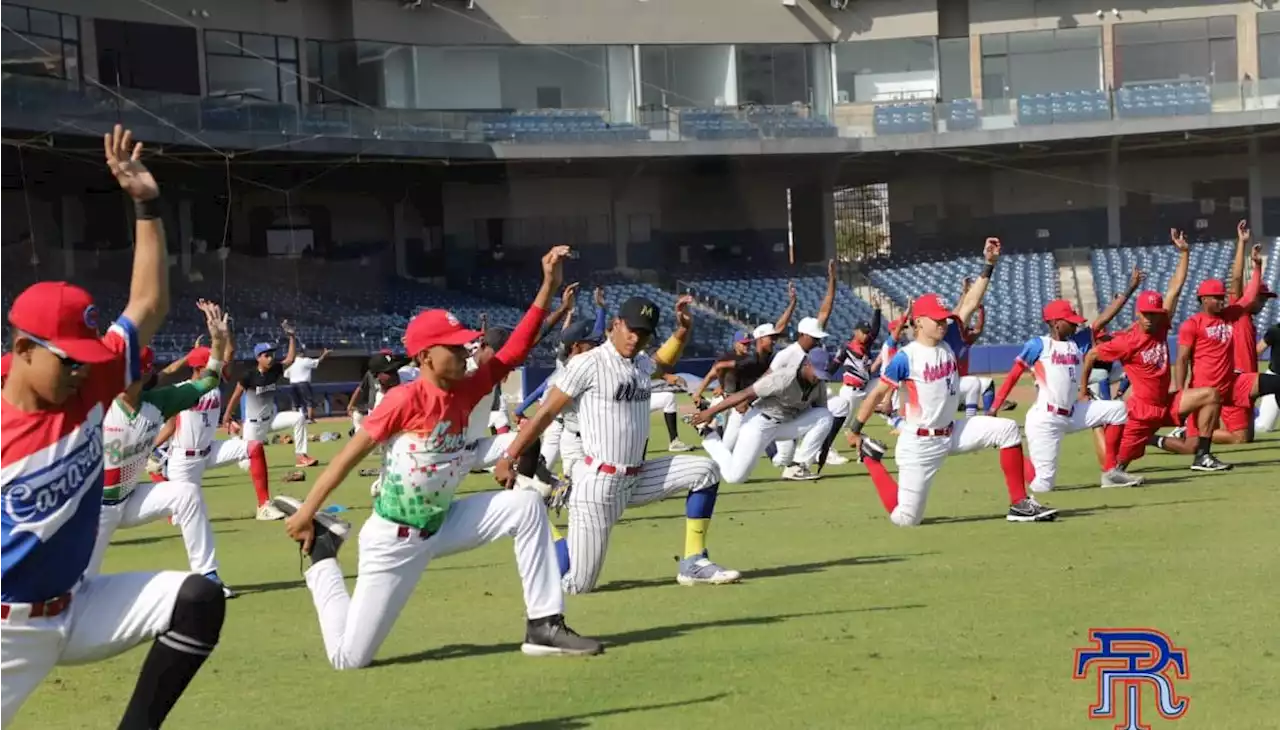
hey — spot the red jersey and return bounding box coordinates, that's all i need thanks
[1178,309,1246,391]
[1229,267,1265,373]
[1093,321,1172,407]
[1,319,140,602]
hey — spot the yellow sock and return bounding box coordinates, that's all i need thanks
[549,522,564,541]
[684,518,710,558]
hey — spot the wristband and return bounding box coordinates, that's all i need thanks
[848,418,865,435]
[981,263,995,278]
[134,197,163,221]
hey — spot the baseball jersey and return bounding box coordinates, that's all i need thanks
[1093,321,1173,408]
[880,340,960,430]
[284,356,320,384]
[172,388,222,452]
[1016,332,1092,410]
[239,363,284,421]
[463,358,499,443]
[751,366,827,420]
[104,375,219,503]
[1,317,140,602]
[839,341,873,389]
[1178,311,1242,391]
[726,350,770,394]
[362,305,545,530]
[556,339,655,467]
[542,360,582,431]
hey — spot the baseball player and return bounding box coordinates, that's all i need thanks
[692,347,837,484]
[496,294,740,592]
[818,301,887,470]
[846,239,1060,525]
[953,282,996,417]
[1087,267,1145,400]
[284,346,330,421]
[1078,230,1228,472]
[986,299,1138,492]
[1255,325,1280,432]
[274,246,602,668]
[1,126,223,725]
[89,304,236,598]
[220,320,319,468]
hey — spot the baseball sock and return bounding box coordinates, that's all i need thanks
[1098,377,1112,400]
[999,447,1029,503]
[863,459,899,513]
[549,523,570,575]
[247,441,271,506]
[684,486,718,557]
[1258,373,1278,397]
[1194,436,1212,458]
[982,388,996,412]
[816,415,847,470]
[119,575,225,729]
[664,412,679,442]
[1102,425,1123,471]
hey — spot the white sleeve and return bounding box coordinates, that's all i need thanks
[751,368,793,399]
[555,354,595,399]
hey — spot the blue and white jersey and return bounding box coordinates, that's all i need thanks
[1017,330,1092,410]
[880,340,960,431]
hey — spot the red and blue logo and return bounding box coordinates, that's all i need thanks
[1074,628,1189,730]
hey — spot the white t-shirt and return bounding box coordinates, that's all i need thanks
[284,356,320,384]
[770,342,806,371]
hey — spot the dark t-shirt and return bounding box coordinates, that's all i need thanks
[723,350,769,394]
[1265,323,1280,374]
[239,362,285,420]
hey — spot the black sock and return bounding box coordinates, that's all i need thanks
[663,412,679,441]
[816,416,847,471]
[517,438,541,478]
[119,575,225,729]
[1194,436,1211,458]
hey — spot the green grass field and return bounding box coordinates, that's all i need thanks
[25,401,1280,730]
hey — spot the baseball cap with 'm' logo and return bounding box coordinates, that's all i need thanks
[620,297,660,333]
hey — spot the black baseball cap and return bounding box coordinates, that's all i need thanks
[481,327,509,350]
[367,352,399,374]
[560,319,604,346]
[619,296,660,333]
[854,320,873,334]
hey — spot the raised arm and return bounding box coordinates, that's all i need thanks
[1078,348,1103,402]
[954,238,1000,324]
[280,321,298,368]
[774,281,798,333]
[1237,244,1265,310]
[1163,228,1191,316]
[543,282,579,337]
[317,348,332,363]
[816,260,837,329]
[589,286,608,339]
[221,382,245,428]
[867,300,882,346]
[1229,219,1249,301]
[652,295,694,374]
[107,125,169,345]
[1094,266,1143,332]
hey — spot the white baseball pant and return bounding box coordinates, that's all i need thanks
[564,454,719,594]
[303,490,563,670]
[539,419,564,467]
[1256,370,1278,433]
[649,391,678,414]
[242,411,308,455]
[467,432,517,471]
[87,481,219,578]
[164,440,250,484]
[1024,401,1128,493]
[959,376,993,414]
[890,416,1022,527]
[487,409,510,433]
[558,429,585,478]
[826,385,867,420]
[721,407,746,450]
[1,570,190,723]
[705,407,834,483]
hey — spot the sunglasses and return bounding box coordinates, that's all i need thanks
[25,334,85,371]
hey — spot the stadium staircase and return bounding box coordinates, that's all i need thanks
[1054,248,1098,320]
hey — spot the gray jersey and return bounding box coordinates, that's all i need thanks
[555,340,655,466]
[751,364,827,421]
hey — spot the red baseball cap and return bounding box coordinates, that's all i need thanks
[186,346,212,369]
[1043,299,1086,324]
[1196,279,1227,298]
[139,346,155,375]
[1136,290,1167,314]
[403,310,482,355]
[6,282,116,364]
[911,293,956,321]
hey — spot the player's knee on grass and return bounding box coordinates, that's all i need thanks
[889,505,924,527]
[169,574,226,647]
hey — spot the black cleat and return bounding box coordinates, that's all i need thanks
[1190,453,1233,472]
[271,496,350,564]
[1006,497,1058,523]
[521,615,604,657]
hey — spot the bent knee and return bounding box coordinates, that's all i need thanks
[889,508,923,527]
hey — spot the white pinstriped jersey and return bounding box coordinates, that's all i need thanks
[880,341,961,430]
[555,340,654,466]
[172,389,220,451]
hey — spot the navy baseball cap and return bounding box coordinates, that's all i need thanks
[561,320,603,346]
[619,296,660,333]
[253,342,276,357]
[805,348,835,380]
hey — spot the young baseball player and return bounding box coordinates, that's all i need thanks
[1,126,223,726]
[221,320,319,468]
[692,347,837,483]
[88,302,238,600]
[496,294,740,592]
[1255,325,1280,432]
[954,281,996,417]
[651,373,694,452]
[284,346,329,421]
[818,301,886,470]
[986,299,1138,491]
[846,238,1060,525]
[274,246,602,668]
[1078,230,1228,472]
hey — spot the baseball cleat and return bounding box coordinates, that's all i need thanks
[521,615,604,657]
[296,454,320,467]
[825,449,850,466]
[256,502,287,521]
[858,437,887,463]
[1006,497,1058,523]
[1100,468,1144,488]
[1190,453,1232,472]
[271,495,351,564]
[668,439,693,452]
[780,464,820,481]
[677,551,742,586]
[1167,426,1187,440]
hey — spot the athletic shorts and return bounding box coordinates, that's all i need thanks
[1185,372,1257,436]
[1119,393,1184,465]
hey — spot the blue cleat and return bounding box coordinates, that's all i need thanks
[677,551,741,586]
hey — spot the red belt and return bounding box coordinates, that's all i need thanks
[914,424,953,437]
[1,592,72,620]
[1046,404,1073,417]
[584,456,641,476]
[396,525,434,540]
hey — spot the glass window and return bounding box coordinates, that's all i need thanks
[979,28,1101,96]
[1208,15,1236,38]
[0,5,80,82]
[737,44,813,106]
[1262,14,1280,80]
[205,31,239,54]
[981,55,1009,99]
[1115,17,1237,85]
[981,33,1007,56]
[279,36,296,60]
[241,33,276,58]
[938,38,970,101]
[1260,12,1280,34]
[61,14,77,40]
[29,9,58,37]
[2,5,28,32]
[835,37,936,102]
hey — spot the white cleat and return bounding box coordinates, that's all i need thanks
[668,439,693,452]
[1101,468,1144,488]
[255,502,286,521]
[677,552,742,585]
[825,449,849,466]
[781,464,820,481]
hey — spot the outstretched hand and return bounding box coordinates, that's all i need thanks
[1170,228,1189,252]
[983,237,1001,263]
[1237,219,1250,243]
[1251,243,1263,269]
[1128,266,1145,290]
[675,294,694,329]
[541,245,572,291]
[104,124,159,202]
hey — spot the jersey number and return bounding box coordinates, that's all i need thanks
[946,376,958,396]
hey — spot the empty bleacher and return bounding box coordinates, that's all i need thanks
[677,106,836,141]
[1016,89,1111,126]
[1115,80,1212,119]
[873,101,935,135]
[479,109,649,144]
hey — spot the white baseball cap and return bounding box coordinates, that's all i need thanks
[796,316,829,339]
[752,323,782,339]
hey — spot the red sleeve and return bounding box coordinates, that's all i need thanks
[361,385,413,444]
[990,360,1026,413]
[456,304,548,404]
[1176,318,1198,349]
[1093,331,1132,362]
[1233,265,1263,308]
